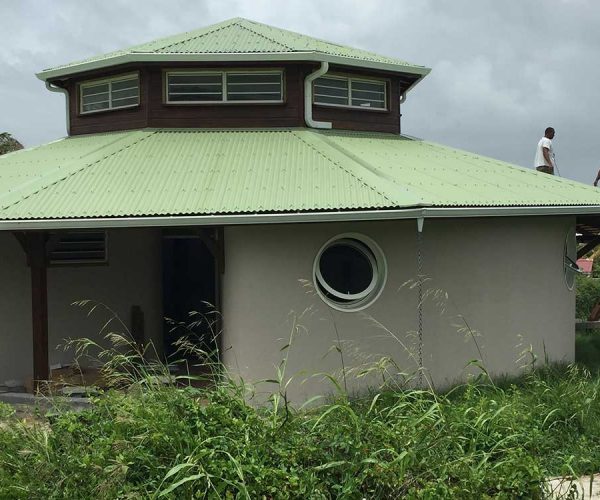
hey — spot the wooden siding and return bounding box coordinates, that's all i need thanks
[147,64,304,129]
[60,62,416,135]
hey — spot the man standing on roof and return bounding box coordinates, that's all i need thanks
[534,127,556,175]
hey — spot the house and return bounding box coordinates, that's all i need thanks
[2,18,600,399]
[576,259,594,276]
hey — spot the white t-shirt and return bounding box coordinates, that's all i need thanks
[534,137,554,168]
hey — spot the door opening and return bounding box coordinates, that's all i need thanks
[162,229,219,365]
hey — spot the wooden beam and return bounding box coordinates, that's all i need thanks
[578,235,600,259]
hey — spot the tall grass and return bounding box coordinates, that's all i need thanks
[0,323,599,498]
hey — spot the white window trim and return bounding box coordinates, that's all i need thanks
[164,69,285,105]
[79,73,140,115]
[313,233,387,312]
[313,74,388,111]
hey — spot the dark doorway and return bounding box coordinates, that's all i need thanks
[162,232,217,361]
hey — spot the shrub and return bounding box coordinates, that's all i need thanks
[576,275,600,319]
[0,350,600,497]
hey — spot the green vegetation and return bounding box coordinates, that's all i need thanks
[0,333,599,498]
[576,275,600,319]
[0,132,23,156]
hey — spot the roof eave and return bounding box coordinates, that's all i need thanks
[36,51,431,82]
[1,205,597,231]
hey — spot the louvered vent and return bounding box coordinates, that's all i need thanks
[48,231,107,265]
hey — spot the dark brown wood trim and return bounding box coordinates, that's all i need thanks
[19,232,50,389]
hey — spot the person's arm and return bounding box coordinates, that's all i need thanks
[594,169,600,186]
[542,147,553,168]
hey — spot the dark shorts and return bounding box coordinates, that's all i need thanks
[536,165,554,175]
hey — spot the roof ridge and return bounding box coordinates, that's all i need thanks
[235,19,294,52]
[0,131,155,212]
[139,18,241,53]
[293,130,421,207]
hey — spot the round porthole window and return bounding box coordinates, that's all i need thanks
[314,234,387,312]
[564,227,578,291]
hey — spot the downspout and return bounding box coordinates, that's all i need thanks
[45,81,70,136]
[304,61,332,129]
[399,92,406,135]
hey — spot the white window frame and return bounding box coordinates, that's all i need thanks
[79,73,140,115]
[313,74,388,111]
[313,233,387,312]
[164,69,285,105]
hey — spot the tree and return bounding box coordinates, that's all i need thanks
[0,132,24,156]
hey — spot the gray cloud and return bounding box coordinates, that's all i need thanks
[1,0,598,183]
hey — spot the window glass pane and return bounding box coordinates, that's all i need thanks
[227,73,281,84]
[314,95,347,106]
[111,96,138,107]
[226,72,282,101]
[111,88,138,108]
[351,80,385,93]
[315,77,347,89]
[168,92,223,102]
[167,73,223,102]
[169,74,221,85]
[81,83,109,97]
[111,78,138,92]
[350,79,386,108]
[83,92,110,105]
[319,242,373,295]
[82,101,110,113]
[314,77,349,105]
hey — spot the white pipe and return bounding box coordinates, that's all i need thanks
[45,82,70,135]
[304,62,332,129]
[0,205,595,231]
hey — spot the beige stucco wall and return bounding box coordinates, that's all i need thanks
[222,216,575,401]
[0,228,163,385]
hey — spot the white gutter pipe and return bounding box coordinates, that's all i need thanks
[304,61,332,129]
[0,206,597,231]
[45,82,70,135]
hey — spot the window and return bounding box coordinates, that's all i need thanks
[314,234,386,311]
[314,75,387,110]
[564,227,578,290]
[48,231,107,265]
[165,70,283,103]
[80,74,139,114]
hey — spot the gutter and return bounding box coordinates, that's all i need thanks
[36,52,432,82]
[0,206,596,231]
[304,62,332,129]
[45,82,70,135]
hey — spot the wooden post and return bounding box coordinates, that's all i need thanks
[29,233,49,389]
[15,232,49,389]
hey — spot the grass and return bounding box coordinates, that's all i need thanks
[0,331,599,498]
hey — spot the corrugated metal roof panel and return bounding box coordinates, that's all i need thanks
[40,18,428,78]
[322,131,600,207]
[1,128,600,221]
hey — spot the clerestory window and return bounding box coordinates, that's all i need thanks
[165,70,284,104]
[313,75,387,110]
[80,73,139,114]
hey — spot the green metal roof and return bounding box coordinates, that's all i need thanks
[38,18,430,81]
[1,128,600,222]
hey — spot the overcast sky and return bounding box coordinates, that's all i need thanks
[1,0,598,183]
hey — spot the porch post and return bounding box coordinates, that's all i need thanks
[31,233,49,386]
[16,232,49,387]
